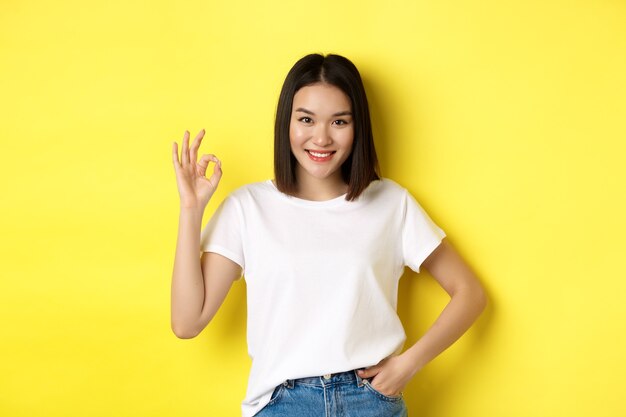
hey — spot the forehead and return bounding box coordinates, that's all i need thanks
[292,83,351,112]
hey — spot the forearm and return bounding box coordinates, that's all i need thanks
[171,206,206,337]
[403,285,487,373]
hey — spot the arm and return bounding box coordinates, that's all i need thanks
[170,129,242,339]
[358,238,488,395]
[402,238,487,369]
[170,208,241,339]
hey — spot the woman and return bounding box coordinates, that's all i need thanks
[171,53,487,417]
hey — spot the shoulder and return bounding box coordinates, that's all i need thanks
[377,177,407,192]
[364,177,409,200]
[218,180,277,210]
[224,180,273,199]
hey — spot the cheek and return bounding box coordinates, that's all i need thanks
[340,127,355,149]
[290,126,311,151]
[288,124,295,150]
[289,122,305,141]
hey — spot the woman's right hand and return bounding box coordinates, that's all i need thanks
[172,129,222,210]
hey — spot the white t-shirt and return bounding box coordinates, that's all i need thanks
[200,178,446,417]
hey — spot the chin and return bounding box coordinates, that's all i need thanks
[304,167,340,179]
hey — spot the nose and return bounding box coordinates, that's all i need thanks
[312,125,333,147]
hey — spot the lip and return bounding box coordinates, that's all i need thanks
[305,149,335,162]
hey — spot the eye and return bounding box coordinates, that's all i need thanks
[298,117,313,123]
[333,119,349,126]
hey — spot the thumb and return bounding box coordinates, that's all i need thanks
[357,366,379,379]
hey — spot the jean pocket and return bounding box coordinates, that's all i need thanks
[362,379,404,402]
[266,383,285,406]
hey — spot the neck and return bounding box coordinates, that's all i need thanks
[293,169,348,201]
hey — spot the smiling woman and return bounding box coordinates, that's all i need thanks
[288,83,355,200]
[170,53,487,417]
[273,54,380,202]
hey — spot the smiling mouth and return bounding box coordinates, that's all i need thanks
[306,150,335,157]
[305,149,336,162]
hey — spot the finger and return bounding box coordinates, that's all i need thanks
[181,130,190,166]
[189,129,205,165]
[207,158,222,189]
[196,154,219,177]
[357,366,379,379]
[172,142,181,169]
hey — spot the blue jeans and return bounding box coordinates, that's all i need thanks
[255,369,408,417]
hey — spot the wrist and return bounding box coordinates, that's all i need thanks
[178,204,205,218]
[179,197,206,209]
[401,346,427,376]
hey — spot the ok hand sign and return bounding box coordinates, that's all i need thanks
[172,129,222,210]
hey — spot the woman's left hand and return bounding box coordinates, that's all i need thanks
[357,354,419,397]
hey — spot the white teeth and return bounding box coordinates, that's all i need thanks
[309,151,332,157]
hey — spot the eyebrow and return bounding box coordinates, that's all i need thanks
[295,108,352,117]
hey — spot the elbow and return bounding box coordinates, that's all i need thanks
[474,284,488,314]
[171,310,212,339]
[454,282,488,315]
[171,321,201,339]
[173,329,198,340]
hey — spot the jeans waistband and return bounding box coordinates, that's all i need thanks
[283,369,367,388]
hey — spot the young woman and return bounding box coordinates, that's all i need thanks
[171,53,487,417]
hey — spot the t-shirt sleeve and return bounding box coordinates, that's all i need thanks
[200,194,245,279]
[401,190,447,273]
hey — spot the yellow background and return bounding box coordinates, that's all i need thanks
[1,0,625,416]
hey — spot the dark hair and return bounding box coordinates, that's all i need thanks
[274,53,380,201]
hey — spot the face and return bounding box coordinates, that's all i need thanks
[289,83,354,184]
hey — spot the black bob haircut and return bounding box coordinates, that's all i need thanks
[273,53,381,201]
